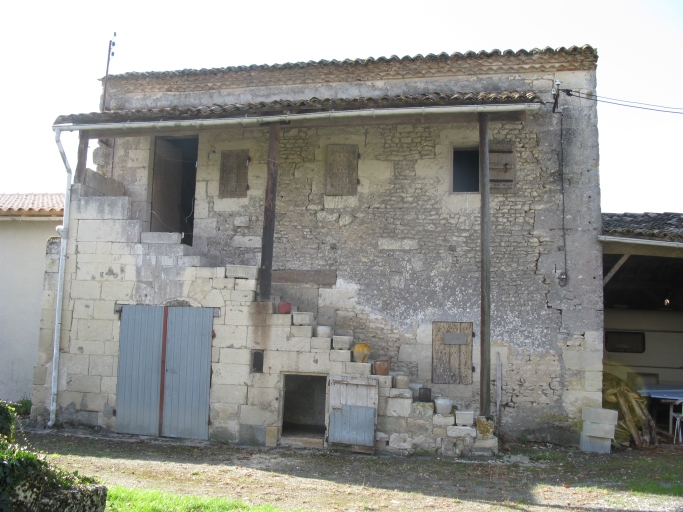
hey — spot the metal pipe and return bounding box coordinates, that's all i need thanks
[48,128,73,427]
[598,235,683,250]
[53,103,542,134]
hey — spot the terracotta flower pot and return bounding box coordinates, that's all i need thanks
[277,302,292,314]
[352,342,371,363]
[374,359,390,375]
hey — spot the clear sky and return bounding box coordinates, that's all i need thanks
[1,0,681,214]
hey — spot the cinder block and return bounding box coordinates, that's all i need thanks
[235,279,258,291]
[343,362,371,375]
[292,312,314,325]
[141,232,181,244]
[583,421,615,439]
[580,433,612,454]
[389,388,413,399]
[330,350,351,362]
[310,337,331,351]
[225,265,260,279]
[333,336,354,350]
[582,407,618,425]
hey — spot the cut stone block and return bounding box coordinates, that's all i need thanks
[473,436,499,456]
[177,255,207,267]
[292,312,314,326]
[370,375,393,388]
[332,336,354,350]
[225,265,260,279]
[290,325,313,337]
[310,337,331,351]
[265,426,279,447]
[389,433,413,450]
[583,421,615,439]
[447,426,477,438]
[375,431,389,442]
[235,279,258,291]
[455,411,475,426]
[433,414,455,427]
[315,326,332,338]
[249,302,274,315]
[141,232,181,244]
[580,433,612,454]
[231,290,256,302]
[582,407,619,425]
[386,397,413,417]
[343,362,371,376]
[389,388,413,399]
[330,350,352,362]
[266,314,292,326]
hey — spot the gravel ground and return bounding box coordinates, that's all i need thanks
[18,427,683,511]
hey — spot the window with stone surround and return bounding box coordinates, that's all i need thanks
[326,144,358,196]
[219,149,249,198]
[452,149,479,192]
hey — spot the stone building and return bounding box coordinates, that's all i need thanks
[32,45,603,453]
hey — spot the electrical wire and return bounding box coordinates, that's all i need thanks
[564,91,683,115]
[566,90,683,110]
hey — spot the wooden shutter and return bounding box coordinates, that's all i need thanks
[326,144,358,196]
[489,146,516,194]
[219,149,249,198]
[432,322,473,385]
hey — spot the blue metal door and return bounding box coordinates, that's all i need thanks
[161,307,213,440]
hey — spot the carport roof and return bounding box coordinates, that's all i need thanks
[602,213,683,243]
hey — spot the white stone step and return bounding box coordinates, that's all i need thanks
[225,265,260,279]
[292,312,314,326]
[141,232,182,244]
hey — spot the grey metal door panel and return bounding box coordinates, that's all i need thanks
[115,306,164,436]
[329,405,375,446]
[162,307,213,440]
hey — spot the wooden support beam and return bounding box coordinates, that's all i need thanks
[75,131,89,184]
[259,123,281,301]
[479,113,491,417]
[603,254,630,286]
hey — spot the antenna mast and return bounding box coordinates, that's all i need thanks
[101,32,116,111]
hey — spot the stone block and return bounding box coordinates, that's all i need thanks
[239,424,266,445]
[389,433,413,449]
[386,397,413,417]
[234,216,250,227]
[141,232,181,244]
[433,427,447,436]
[315,326,332,337]
[76,319,113,341]
[219,348,252,365]
[231,290,256,302]
[441,437,456,456]
[369,375,393,388]
[197,267,218,278]
[433,414,455,427]
[407,419,432,435]
[247,326,288,350]
[473,437,499,456]
[178,255,207,267]
[447,426,477,438]
[292,312,314,325]
[583,421,615,439]
[582,407,618,425]
[378,238,418,250]
[232,236,261,248]
[580,433,612,454]
[78,220,141,243]
[344,362,371,375]
[266,314,292,326]
[235,279,258,291]
[213,325,248,348]
[60,353,90,376]
[332,336,354,350]
[101,281,134,300]
[275,336,311,352]
[410,401,435,421]
[33,366,47,386]
[378,396,387,415]
[389,388,413,398]
[66,374,101,393]
[240,405,278,426]
[563,350,602,372]
[249,302,274,315]
[247,387,281,410]
[74,196,130,220]
[212,363,251,386]
[290,325,313,338]
[88,355,114,377]
[162,266,197,281]
[70,281,102,300]
[225,265,260,279]
[330,350,352,362]
[310,337,331,351]
[200,289,225,307]
[456,411,475,426]
[265,426,279,447]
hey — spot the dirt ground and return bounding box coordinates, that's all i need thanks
[19,427,683,511]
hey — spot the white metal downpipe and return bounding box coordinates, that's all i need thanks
[48,128,73,427]
[53,103,542,134]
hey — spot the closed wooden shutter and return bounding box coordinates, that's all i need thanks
[432,322,473,385]
[326,144,358,196]
[489,146,516,194]
[219,149,249,198]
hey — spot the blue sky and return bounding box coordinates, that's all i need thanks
[2,0,681,213]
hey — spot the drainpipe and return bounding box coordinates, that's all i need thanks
[48,127,73,427]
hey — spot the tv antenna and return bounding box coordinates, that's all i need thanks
[101,32,116,111]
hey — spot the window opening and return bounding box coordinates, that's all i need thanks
[452,150,479,192]
[605,331,645,353]
[251,350,264,373]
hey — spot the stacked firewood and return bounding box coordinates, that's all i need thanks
[603,373,658,448]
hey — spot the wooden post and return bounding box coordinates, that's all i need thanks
[259,123,281,301]
[479,113,491,417]
[75,131,89,184]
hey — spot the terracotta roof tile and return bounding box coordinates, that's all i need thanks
[55,91,543,125]
[0,193,64,215]
[602,212,683,243]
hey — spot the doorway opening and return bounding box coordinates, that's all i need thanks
[281,374,327,447]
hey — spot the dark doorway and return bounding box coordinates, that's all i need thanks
[151,137,198,246]
[282,375,327,441]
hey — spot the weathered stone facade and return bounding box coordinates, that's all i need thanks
[33,46,603,449]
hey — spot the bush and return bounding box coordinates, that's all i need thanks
[13,399,32,417]
[0,401,15,442]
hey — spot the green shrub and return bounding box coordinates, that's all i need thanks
[13,398,32,417]
[0,401,15,442]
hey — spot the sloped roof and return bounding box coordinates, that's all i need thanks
[602,212,683,243]
[0,193,64,216]
[55,91,542,125]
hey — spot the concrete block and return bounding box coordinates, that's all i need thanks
[225,265,259,279]
[447,426,477,438]
[388,433,413,449]
[582,407,618,425]
[266,314,292,326]
[292,312,314,325]
[433,414,455,427]
[333,336,354,350]
[78,220,141,243]
[343,362,371,375]
[310,337,331,351]
[583,421,616,439]
[235,279,258,291]
[386,397,413,417]
[330,350,351,362]
[580,433,612,454]
[141,232,181,244]
[390,388,413,399]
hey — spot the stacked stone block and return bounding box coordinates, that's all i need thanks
[580,407,618,454]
